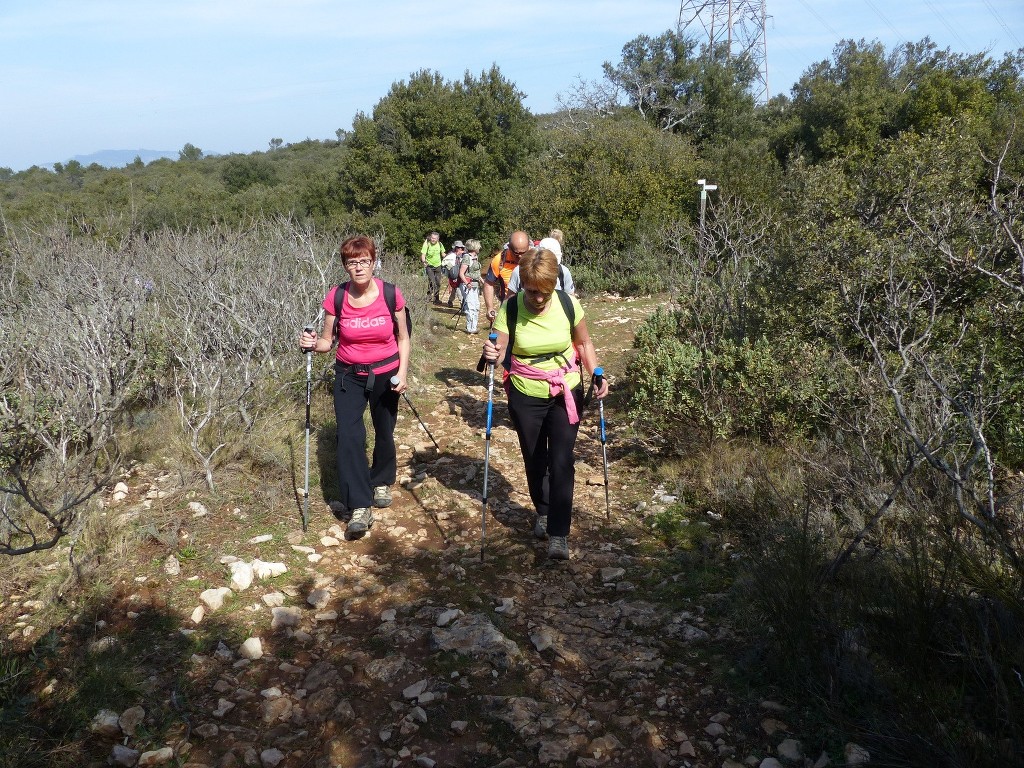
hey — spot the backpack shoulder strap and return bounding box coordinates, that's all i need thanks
[555,289,575,327]
[557,264,566,292]
[502,294,520,370]
[382,280,412,339]
[332,282,350,339]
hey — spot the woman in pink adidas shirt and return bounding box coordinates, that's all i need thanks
[299,235,410,537]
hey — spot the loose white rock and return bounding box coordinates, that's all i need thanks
[252,559,288,579]
[271,606,302,629]
[239,637,263,660]
[228,561,254,592]
[90,709,121,738]
[137,746,174,766]
[199,587,233,612]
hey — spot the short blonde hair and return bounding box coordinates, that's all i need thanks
[518,248,558,294]
[548,228,564,246]
[465,238,481,254]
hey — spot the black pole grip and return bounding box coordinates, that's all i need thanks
[299,324,315,355]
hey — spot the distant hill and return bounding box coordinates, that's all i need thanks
[69,149,178,168]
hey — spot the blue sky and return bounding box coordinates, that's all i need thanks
[1,0,1020,171]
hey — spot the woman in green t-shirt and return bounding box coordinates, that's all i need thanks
[480,248,609,560]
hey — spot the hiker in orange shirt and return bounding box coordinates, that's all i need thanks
[482,230,531,323]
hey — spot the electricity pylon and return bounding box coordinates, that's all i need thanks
[677,0,770,103]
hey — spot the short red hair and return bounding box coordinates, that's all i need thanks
[339,235,375,264]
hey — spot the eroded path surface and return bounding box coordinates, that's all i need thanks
[48,296,819,768]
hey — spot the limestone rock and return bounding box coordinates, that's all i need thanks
[228,561,253,592]
[239,637,263,660]
[430,613,523,668]
[199,587,233,612]
[260,748,285,767]
[90,709,121,738]
[119,705,145,736]
[844,743,870,766]
[271,607,302,629]
[777,738,803,762]
[138,747,174,766]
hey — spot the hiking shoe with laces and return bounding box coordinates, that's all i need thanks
[548,535,569,560]
[533,515,548,540]
[373,485,392,508]
[347,507,374,536]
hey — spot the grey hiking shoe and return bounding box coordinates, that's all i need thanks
[347,507,374,536]
[548,535,569,560]
[533,515,548,539]
[373,485,392,508]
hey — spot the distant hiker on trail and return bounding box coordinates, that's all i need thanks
[299,235,411,538]
[507,235,575,296]
[443,240,466,307]
[458,239,483,334]
[420,231,445,304]
[480,247,609,560]
[483,230,531,322]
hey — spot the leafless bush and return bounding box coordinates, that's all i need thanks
[0,231,149,556]
[148,219,334,488]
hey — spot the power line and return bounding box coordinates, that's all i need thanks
[794,0,838,39]
[862,0,906,46]
[981,0,1022,48]
[921,0,969,50]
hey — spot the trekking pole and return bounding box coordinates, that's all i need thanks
[481,332,498,562]
[451,283,469,328]
[594,367,610,522]
[390,376,441,452]
[301,323,315,533]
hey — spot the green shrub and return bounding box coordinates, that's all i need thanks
[626,307,839,447]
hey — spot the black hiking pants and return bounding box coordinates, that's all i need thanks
[425,265,443,302]
[333,363,399,511]
[506,384,584,538]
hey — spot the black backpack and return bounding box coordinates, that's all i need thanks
[333,280,411,341]
[502,290,575,370]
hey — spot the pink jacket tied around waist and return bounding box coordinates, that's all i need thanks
[506,347,581,424]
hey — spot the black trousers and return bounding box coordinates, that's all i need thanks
[333,364,399,510]
[506,384,583,538]
[425,265,443,301]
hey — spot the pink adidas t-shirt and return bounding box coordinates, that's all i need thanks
[323,280,405,372]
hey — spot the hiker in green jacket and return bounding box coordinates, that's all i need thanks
[420,231,445,304]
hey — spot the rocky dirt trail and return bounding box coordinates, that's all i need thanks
[7,296,867,768]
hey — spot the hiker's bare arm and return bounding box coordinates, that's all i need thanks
[300,319,334,353]
[483,281,496,318]
[393,308,411,394]
[572,319,608,399]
